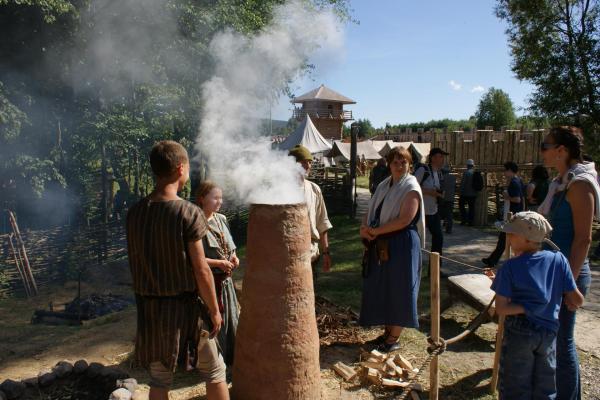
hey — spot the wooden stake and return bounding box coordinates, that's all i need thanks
[7,233,31,298]
[429,251,441,400]
[491,213,512,393]
[8,211,37,296]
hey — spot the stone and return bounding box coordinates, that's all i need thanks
[53,360,73,378]
[86,362,104,378]
[37,370,57,387]
[73,359,89,374]
[22,377,38,388]
[116,378,138,393]
[0,379,25,399]
[109,388,132,400]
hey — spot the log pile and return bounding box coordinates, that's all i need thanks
[331,349,423,398]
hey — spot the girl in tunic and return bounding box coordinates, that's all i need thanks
[359,146,426,352]
[196,181,240,366]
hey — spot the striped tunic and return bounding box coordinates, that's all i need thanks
[126,198,208,370]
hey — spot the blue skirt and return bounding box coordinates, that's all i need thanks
[359,227,422,328]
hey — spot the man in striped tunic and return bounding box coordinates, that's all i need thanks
[127,140,229,400]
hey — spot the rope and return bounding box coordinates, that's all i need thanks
[394,338,447,400]
[420,248,491,273]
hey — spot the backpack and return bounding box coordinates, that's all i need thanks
[472,170,484,191]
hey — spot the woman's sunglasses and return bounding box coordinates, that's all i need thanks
[540,142,559,151]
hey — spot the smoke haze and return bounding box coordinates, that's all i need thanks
[196,0,344,204]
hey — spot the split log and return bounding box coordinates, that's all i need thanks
[332,362,357,381]
[366,368,381,385]
[393,354,414,371]
[359,361,386,372]
[381,378,409,388]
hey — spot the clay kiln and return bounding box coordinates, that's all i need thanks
[232,203,321,400]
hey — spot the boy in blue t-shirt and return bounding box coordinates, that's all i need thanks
[491,211,584,400]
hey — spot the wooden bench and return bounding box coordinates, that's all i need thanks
[447,273,496,319]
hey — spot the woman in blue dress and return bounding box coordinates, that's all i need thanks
[539,126,600,399]
[359,146,426,352]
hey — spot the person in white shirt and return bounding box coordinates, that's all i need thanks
[288,145,333,285]
[414,147,448,255]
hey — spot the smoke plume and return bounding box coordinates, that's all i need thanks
[196,0,343,205]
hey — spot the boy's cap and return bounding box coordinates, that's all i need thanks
[495,211,559,250]
[429,147,449,157]
[288,145,313,162]
[466,159,475,166]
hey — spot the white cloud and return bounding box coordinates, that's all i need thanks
[471,85,485,93]
[448,80,462,91]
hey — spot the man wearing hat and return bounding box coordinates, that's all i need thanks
[491,211,584,399]
[414,147,448,255]
[459,159,477,226]
[288,145,333,283]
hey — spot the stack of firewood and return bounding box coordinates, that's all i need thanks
[332,349,423,398]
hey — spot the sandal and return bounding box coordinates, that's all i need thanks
[367,328,390,345]
[377,334,401,353]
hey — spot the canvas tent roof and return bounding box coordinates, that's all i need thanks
[369,140,395,153]
[277,115,332,153]
[377,141,413,157]
[292,84,356,104]
[409,142,431,163]
[327,140,382,161]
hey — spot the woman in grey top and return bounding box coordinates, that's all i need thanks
[196,181,240,367]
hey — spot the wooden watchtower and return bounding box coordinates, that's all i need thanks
[292,84,355,140]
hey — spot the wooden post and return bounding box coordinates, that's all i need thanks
[430,252,441,400]
[491,213,512,393]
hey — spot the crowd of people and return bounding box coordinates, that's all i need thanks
[126,127,598,399]
[362,126,599,399]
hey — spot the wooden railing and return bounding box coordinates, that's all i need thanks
[293,108,353,121]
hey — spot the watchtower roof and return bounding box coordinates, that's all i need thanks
[292,84,356,104]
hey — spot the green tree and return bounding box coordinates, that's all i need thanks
[355,118,374,138]
[474,87,517,129]
[496,0,600,126]
[0,0,353,227]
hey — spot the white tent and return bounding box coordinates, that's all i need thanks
[368,140,395,154]
[327,140,382,162]
[409,143,431,163]
[277,115,332,153]
[378,141,413,157]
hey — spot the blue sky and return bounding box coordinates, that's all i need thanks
[272,0,535,128]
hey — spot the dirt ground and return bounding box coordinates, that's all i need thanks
[1,259,599,399]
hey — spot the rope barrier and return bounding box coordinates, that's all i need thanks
[421,248,490,273]
[395,338,446,400]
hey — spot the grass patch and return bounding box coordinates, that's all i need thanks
[316,215,431,314]
[356,175,369,189]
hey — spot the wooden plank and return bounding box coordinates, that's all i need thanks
[447,274,495,316]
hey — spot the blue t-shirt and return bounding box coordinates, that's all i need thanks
[491,250,576,332]
[507,176,524,213]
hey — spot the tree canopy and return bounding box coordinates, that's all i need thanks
[0,0,352,228]
[474,87,517,129]
[496,0,600,127]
